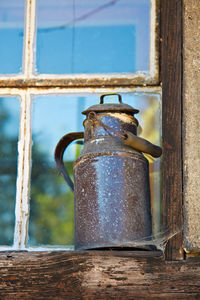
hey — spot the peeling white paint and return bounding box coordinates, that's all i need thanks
[90,138,105,144]
[0,86,161,96]
[14,93,25,249]
[14,91,32,250]
[149,0,159,79]
[23,0,37,77]
[29,86,162,95]
[33,71,156,81]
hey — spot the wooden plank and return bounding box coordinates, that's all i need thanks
[0,251,199,299]
[161,0,183,260]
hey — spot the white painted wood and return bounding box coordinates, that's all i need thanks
[14,91,32,249]
[23,0,37,76]
[150,0,159,80]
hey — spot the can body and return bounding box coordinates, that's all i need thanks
[74,146,152,250]
[54,97,161,251]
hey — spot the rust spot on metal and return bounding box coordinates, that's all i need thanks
[55,94,162,251]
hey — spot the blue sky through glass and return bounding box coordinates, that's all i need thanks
[0,0,150,74]
[0,0,24,74]
[36,0,150,74]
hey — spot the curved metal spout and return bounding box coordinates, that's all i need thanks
[123,132,162,158]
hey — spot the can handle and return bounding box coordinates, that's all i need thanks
[54,132,84,192]
[100,93,122,104]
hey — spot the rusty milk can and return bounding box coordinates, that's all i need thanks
[55,94,162,250]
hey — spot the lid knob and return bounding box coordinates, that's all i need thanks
[100,94,122,104]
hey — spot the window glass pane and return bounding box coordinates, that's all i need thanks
[0,0,24,74]
[36,0,150,74]
[29,93,161,247]
[0,97,20,245]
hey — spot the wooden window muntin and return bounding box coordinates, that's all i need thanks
[0,0,183,261]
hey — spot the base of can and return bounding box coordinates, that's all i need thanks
[75,243,157,251]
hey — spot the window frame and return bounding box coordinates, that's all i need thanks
[161,0,183,260]
[1,0,200,298]
[0,0,164,251]
[0,0,160,87]
[0,0,183,258]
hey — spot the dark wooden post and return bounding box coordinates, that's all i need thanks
[161,0,183,260]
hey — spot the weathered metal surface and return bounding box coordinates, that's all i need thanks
[55,132,84,192]
[82,93,139,115]
[55,94,162,251]
[83,112,138,143]
[74,151,152,250]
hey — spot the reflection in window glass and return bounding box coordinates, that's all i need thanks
[0,0,24,74]
[0,97,20,245]
[36,0,150,74]
[29,93,161,246]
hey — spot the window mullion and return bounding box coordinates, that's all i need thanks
[23,0,37,77]
[149,0,159,81]
[14,90,32,249]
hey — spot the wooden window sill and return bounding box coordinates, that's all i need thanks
[0,250,199,299]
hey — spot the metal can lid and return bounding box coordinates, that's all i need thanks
[82,94,139,115]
